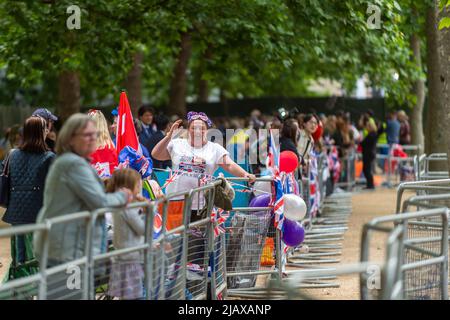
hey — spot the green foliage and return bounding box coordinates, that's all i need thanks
[0,0,422,110]
[439,17,450,29]
[0,0,162,106]
[438,0,450,30]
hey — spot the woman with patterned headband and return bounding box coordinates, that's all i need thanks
[151,111,255,228]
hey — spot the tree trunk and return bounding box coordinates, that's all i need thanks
[124,51,144,117]
[220,89,229,118]
[438,7,450,174]
[410,33,425,152]
[57,70,80,122]
[197,45,213,103]
[168,32,192,117]
[426,1,445,159]
[198,78,209,103]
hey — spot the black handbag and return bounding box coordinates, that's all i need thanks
[0,150,14,208]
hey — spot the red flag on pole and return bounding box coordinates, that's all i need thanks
[116,91,139,154]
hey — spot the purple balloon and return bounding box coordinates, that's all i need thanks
[249,193,271,208]
[282,219,305,247]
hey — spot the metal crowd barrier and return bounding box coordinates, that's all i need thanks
[414,153,449,181]
[0,175,285,301]
[241,208,449,300]
[261,262,378,299]
[219,177,284,299]
[335,148,357,192]
[360,208,449,300]
[220,166,353,298]
[351,143,421,187]
[285,151,352,290]
[317,143,422,189]
[396,174,450,296]
[378,143,421,186]
[0,179,228,300]
[0,155,356,300]
[396,179,450,214]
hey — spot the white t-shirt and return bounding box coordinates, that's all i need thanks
[166,138,229,209]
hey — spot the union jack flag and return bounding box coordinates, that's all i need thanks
[267,129,280,170]
[267,129,284,231]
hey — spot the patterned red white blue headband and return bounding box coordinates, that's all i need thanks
[87,109,100,116]
[187,111,213,128]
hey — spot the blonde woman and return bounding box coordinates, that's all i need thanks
[87,109,118,178]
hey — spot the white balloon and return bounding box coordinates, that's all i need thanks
[283,194,307,221]
[253,176,272,197]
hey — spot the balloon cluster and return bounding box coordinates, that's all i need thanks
[281,194,306,247]
[250,149,306,247]
[250,192,307,247]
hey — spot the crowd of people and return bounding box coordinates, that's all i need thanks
[0,104,413,299]
[212,107,412,190]
[0,105,255,299]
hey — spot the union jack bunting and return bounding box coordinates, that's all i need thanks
[309,152,321,217]
[328,146,341,184]
[116,158,130,170]
[93,162,111,179]
[210,208,229,238]
[162,168,181,189]
[283,172,300,196]
[199,174,209,187]
[272,171,285,231]
[161,169,217,189]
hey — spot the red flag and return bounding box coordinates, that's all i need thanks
[116,91,139,153]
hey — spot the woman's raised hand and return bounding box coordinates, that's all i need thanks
[168,119,183,138]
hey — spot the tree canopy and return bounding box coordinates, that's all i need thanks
[0,0,420,115]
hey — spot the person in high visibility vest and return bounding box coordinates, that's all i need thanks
[360,114,377,139]
[377,121,388,172]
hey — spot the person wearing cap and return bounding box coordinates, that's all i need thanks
[32,108,58,152]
